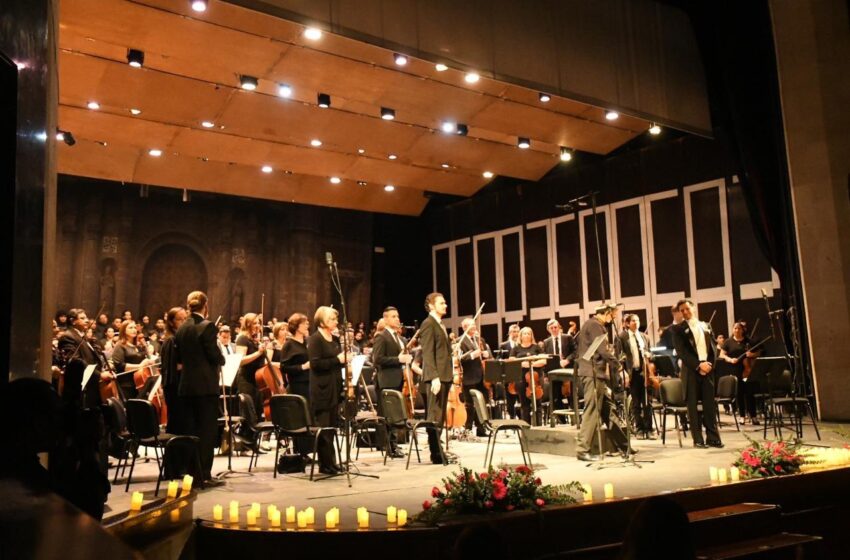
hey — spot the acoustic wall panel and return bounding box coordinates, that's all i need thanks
[615,204,645,298]
[503,232,523,312]
[524,225,550,310]
[455,241,476,316]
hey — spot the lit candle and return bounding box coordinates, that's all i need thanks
[213,505,223,521]
[305,506,315,525]
[267,505,277,520]
[170,509,180,523]
[167,481,179,499]
[387,505,397,523]
[271,510,281,527]
[182,474,193,493]
[251,502,261,516]
[130,491,143,511]
[331,508,340,525]
[730,467,740,481]
[229,501,239,524]
[604,483,614,499]
[581,482,593,502]
[357,507,369,529]
[397,509,407,527]
[709,466,718,482]
[247,510,256,526]
[325,510,337,529]
[286,506,296,523]
[718,468,728,483]
[297,511,307,529]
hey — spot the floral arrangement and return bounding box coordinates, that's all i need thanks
[733,437,804,478]
[415,464,582,525]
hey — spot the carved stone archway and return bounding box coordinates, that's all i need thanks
[139,244,207,318]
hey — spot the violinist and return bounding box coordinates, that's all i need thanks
[542,319,576,421]
[57,308,112,409]
[160,307,187,433]
[509,327,546,424]
[619,314,656,439]
[235,313,271,421]
[372,306,414,458]
[719,322,760,425]
[111,320,152,398]
[458,317,490,437]
[307,306,346,475]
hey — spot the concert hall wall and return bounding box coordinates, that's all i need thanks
[426,134,783,353]
[55,176,430,328]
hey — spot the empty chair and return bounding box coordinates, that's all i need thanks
[101,397,132,483]
[659,379,688,448]
[764,370,820,441]
[237,393,275,472]
[470,388,532,468]
[158,435,203,495]
[714,375,740,431]
[124,399,174,492]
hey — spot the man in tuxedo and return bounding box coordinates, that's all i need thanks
[420,292,453,464]
[458,317,490,436]
[499,324,520,356]
[175,291,226,485]
[542,319,576,420]
[217,325,236,356]
[671,298,723,448]
[371,306,413,458]
[57,308,111,409]
[619,314,655,439]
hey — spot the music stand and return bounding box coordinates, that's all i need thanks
[651,354,677,377]
[484,359,523,421]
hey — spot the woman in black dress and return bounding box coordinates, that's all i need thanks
[159,307,187,433]
[111,320,150,398]
[509,327,547,424]
[276,312,312,457]
[307,306,346,474]
[719,322,760,424]
[235,312,271,421]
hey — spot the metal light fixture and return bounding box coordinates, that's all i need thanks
[127,49,144,68]
[240,75,258,91]
[317,93,331,108]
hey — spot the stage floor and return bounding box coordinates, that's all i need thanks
[105,415,843,524]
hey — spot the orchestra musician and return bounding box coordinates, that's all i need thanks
[719,321,761,425]
[371,306,413,458]
[160,306,187,434]
[217,325,236,356]
[111,320,153,399]
[458,317,490,437]
[174,291,225,486]
[509,327,547,425]
[234,313,271,421]
[671,298,723,449]
[619,314,656,439]
[500,324,521,417]
[542,319,576,420]
[307,306,346,475]
[57,308,111,409]
[419,292,452,464]
[278,313,312,458]
[576,304,631,461]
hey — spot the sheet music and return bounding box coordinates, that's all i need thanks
[582,333,608,362]
[220,352,242,386]
[82,364,97,388]
[349,354,368,385]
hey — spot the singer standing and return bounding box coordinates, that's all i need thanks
[175,291,225,485]
[420,292,453,464]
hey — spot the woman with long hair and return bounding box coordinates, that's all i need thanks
[509,327,547,424]
[160,306,187,433]
[111,320,154,398]
[235,312,271,421]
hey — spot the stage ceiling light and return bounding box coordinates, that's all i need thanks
[394,53,408,66]
[441,121,457,133]
[191,1,207,13]
[87,101,100,110]
[482,171,494,178]
[435,63,448,72]
[240,75,258,90]
[649,123,662,135]
[384,185,395,192]
[304,27,322,40]
[329,176,341,184]
[539,92,551,103]
[381,107,395,120]
[148,148,162,157]
[261,165,273,173]
[317,93,331,108]
[605,110,619,120]
[560,147,573,162]
[464,72,480,84]
[456,124,468,136]
[277,84,292,98]
[310,139,323,147]
[127,49,144,68]
[517,137,530,149]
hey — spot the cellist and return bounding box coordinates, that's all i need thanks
[234,313,271,421]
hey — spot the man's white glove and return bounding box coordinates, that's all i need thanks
[431,378,441,395]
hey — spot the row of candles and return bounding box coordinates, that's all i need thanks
[129,475,193,511]
[212,502,409,530]
[709,466,741,482]
[579,482,616,502]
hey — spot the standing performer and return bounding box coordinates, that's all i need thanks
[174,291,225,486]
[371,306,413,458]
[671,299,723,448]
[307,306,345,475]
[277,313,312,458]
[576,304,630,461]
[234,313,270,421]
[619,314,655,439]
[160,306,187,434]
[719,322,761,424]
[458,317,490,436]
[509,327,547,425]
[419,292,452,464]
[542,319,576,419]
[57,309,110,409]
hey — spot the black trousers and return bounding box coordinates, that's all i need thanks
[629,368,654,432]
[180,395,219,479]
[462,380,486,432]
[313,406,339,469]
[236,376,263,421]
[685,370,720,444]
[425,381,450,461]
[163,383,187,435]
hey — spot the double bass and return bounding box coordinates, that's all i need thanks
[445,351,467,429]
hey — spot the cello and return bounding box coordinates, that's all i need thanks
[254,300,287,419]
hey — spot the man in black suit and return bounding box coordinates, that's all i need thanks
[57,308,110,409]
[619,314,655,438]
[175,291,226,484]
[420,292,453,464]
[499,324,520,356]
[458,317,490,436]
[542,319,576,420]
[671,298,723,448]
[371,306,413,458]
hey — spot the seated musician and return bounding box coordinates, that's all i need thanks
[111,320,154,399]
[509,327,547,424]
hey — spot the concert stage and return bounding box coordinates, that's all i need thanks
[104,419,846,558]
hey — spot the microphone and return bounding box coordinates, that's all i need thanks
[325,251,334,266]
[761,288,767,298]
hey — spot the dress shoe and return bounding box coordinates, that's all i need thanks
[707,440,724,448]
[319,465,342,475]
[388,449,405,459]
[694,442,709,449]
[203,478,226,488]
[577,452,601,462]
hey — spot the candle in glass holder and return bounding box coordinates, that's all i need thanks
[247,510,257,526]
[387,506,397,523]
[130,491,143,511]
[331,508,340,525]
[297,511,307,528]
[213,505,223,521]
[267,505,277,520]
[271,510,281,527]
[581,482,593,502]
[167,480,179,498]
[251,502,261,517]
[325,510,337,529]
[357,507,369,529]
[718,468,728,483]
[286,506,296,523]
[709,466,718,481]
[182,474,193,493]
[397,509,408,527]
[604,483,614,499]
[229,501,239,523]
[730,467,740,481]
[305,506,315,525]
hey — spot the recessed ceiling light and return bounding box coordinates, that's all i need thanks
[441,163,450,169]
[456,124,468,136]
[96,140,107,147]
[357,148,365,154]
[261,165,273,173]
[394,53,408,66]
[539,92,551,103]
[649,123,662,135]
[384,185,395,192]
[441,121,457,134]
[87,101,100,110]
[381,107,395,120]
[317,93,331,108]
[329,176,341,184]
[559,147,573,162]
[36,131,47,142]
[240,75,258,91]
[605,110,619,120]
[388,154,398,160]
[127,49,144,68]
[435,63,448,72]
[191,0,208,12]
[357,181,367,187]
[201,121,215,128]
[304,27,322,40]
[310,139,322,147]
[148,149,162,157]
[482,171,494,178]
[55,131,65,142]
[277,84,292,98]
[130,108,141,115]
[56,130,75,145]
[517,137,531,149]
[464,72,480,84]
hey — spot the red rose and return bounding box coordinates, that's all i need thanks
[534,477,542,486]
[445,482,453,491]
[492,480,508,500]
[479,472,489,480]
[431,486,441,498]
[506,505,515,511]
[775,465,782,472]
[484,500,494,509]
[535,498,545,506]
[515,465,531,474]
[443,498,453,506]
[499,469,508,479]
[422,500,431,510]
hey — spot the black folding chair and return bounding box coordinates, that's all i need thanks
[659,379,688,448]
[268,394,339,481]
[237,393,275,472]
[380,389,445,469]
[101,397,132,483]
[764,370,821,441]
[715,375,740,431]
[158,435,202,496]
[470,389,532,468]
[124,399,174,492]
